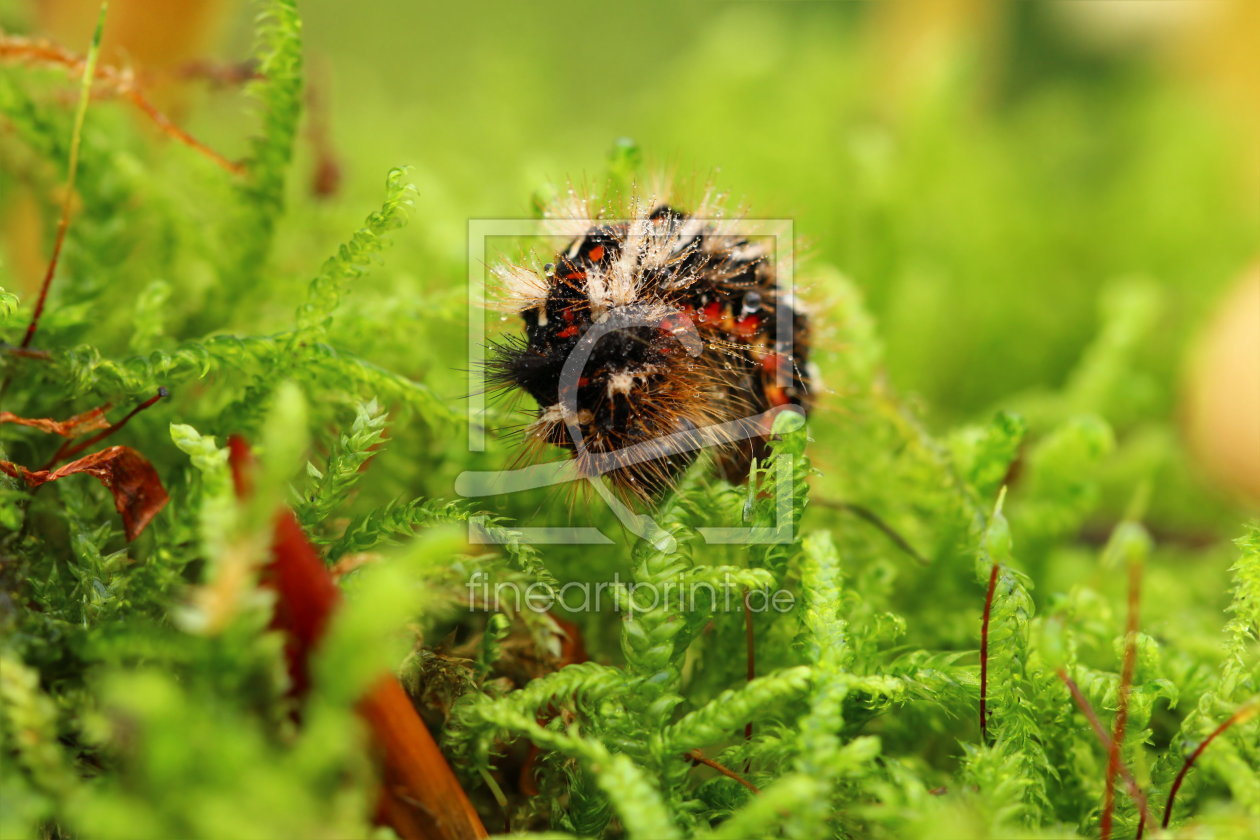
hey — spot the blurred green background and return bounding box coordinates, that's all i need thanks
[266,0,1259,415]
[4,0,1258,506]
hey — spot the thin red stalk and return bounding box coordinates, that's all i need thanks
[0,13,100,409]
[1102,559,1143,840]
[19,209,69,352]
[1057,668,1155,833]
[305,60,341,198]
[120,88,244,174]
[43,387,167,469]
[19,36,96,352]
[177,58,261,88]
[1,15,102,406]
[979,561,1000,740]
[0,35,243,175]
[1162,701,1259,829]
[815,499,928,565]
[3,347,52,361]
[688,749,760,794]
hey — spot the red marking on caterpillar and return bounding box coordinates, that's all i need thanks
[733,314,761,338]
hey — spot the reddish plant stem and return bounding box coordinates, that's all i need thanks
[177,58,261,88]
[0,17,101,405]
[0,35,243,175]
[2,346,52,361]
[1057,669,1155,833]
[1102,559,1143,840]
[43,388,167,469]
[1162,701,1259,829]
[119,87,244,174]
[20,210,69,352]
[305,59,342,198]
[688,749,760,794]
[979,561,1000,740]
[814,499,927,565]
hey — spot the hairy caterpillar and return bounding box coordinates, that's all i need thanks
[488,187,811,501]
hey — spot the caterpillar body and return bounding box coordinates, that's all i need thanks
[489,190,811,501]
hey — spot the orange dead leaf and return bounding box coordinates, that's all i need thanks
[0,406,111,437]
[0,445,168,540]
[226,436,488,840]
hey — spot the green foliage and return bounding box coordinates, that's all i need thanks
[1149,527,1260,821]
[962,499,1056,827]
[230,0,304,285]
[1,2,1257,839]
[1223,527,1260,674]
[297,399,389,536]
[314,527,462,705]
[291,168,417,346]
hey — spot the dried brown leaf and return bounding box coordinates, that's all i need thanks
[0,407,111,437]
[1,445,168,540]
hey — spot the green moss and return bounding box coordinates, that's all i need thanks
[1,2,1257,839]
